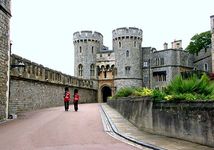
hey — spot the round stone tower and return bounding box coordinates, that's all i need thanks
[112,27,143,90]
[73,31,103,79]
[210,15,214,73]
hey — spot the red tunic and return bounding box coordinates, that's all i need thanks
[73,94,79,101]
[64,92,70,102]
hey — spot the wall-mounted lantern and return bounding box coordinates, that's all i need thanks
[10,62,25,76]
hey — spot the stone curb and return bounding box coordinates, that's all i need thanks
[100,104,166,150]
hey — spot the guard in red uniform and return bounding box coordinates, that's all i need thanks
[73,89,80,111]
[64,87,70,111]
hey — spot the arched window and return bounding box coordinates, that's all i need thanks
[118,41,122,48]
[78,64,83,76]
[126,50,129,57]
[104,71,107,78]
[90,64,95,77]
[204,63,208,71]
[134,41,137,47]
[125,66,131,75]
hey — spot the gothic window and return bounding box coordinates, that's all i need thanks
[125,66,131,75]
[118,41,122,48]
[126,50,129,57]
[90,64,95,77]
[204,63,208,71]
[78,64,83,76]
[79,46,82,53]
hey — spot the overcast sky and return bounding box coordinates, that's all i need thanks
[10,0,214,75]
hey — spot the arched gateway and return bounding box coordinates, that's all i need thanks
[101,86,112,102]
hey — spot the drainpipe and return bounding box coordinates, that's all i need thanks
[5,41,12,119]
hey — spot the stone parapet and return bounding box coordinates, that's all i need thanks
[73,30,103,43]
[112,27,142,40]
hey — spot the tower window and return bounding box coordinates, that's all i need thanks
[125,66,131,75]
[78,64,83,76]
[126,50,129,57]
[134,41,137,47]
[119,41,122,48]
[204,63,208,71]
[104,71,107,78]
[92,46,94,53]
[79,46,82,53]
[90,64,95,77]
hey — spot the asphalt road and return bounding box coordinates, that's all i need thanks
[0,103,139,150]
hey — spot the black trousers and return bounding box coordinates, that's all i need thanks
[64,101,69,111]
[73,100,78,111]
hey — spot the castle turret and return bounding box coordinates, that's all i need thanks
[73,31,103,79]
[112,27,143,90]
[211,15,214,73]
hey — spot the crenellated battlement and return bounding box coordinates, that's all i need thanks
[112,27,143,40]
[10,54,94,89]
[73,30,103,43]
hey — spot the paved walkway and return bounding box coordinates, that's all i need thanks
[1,103,214,150]
[0,104,138,150]
[100,103,214,150]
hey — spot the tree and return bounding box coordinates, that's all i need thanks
[186,31,211,54]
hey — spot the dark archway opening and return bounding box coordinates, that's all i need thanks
[102,86,112,103]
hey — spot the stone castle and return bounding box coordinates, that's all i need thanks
[1,0,214,120]
[73,16,214,102]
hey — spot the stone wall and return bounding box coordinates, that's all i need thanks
[0,0,11,120]
[9,77,97,115]
[107,97,214,147]
[8,54,97,116]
